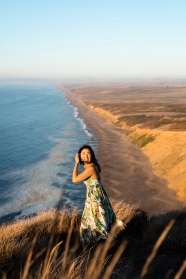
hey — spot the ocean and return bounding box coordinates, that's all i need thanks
[0,83,97,223]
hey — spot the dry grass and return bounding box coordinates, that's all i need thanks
[0,202,186,279]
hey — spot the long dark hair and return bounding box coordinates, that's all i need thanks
[78,145,101,173]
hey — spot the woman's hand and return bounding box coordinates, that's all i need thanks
[75,153,80,164]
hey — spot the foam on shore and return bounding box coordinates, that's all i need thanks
[63,94,98,152]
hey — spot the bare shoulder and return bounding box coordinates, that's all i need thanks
[85,164,95,173]
[92,164,100,176]
[89,164,96,172]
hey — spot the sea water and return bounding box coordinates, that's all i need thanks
[0,83,97,222]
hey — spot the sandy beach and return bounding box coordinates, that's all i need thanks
[61,86,185,216]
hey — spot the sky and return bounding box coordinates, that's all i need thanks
[0,0,186,80]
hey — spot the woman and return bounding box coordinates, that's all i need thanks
[72,144,124,246]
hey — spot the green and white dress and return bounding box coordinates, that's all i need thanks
[80,177,120,244]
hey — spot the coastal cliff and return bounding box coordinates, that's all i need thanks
[89,105,186,202]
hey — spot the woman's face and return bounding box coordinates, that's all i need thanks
[80,148,91,163]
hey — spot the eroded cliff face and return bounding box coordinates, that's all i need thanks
[89,105,186,201]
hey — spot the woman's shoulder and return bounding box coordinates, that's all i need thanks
[92,163,99,172]
[86,164,95,171]
[86,163,97,172]
[85,163,100,179]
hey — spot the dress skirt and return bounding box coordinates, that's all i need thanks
[80,177,117,244]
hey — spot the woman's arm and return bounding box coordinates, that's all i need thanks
[72,165,94,183]
[72,154,95,183]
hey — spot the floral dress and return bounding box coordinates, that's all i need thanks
[80,177,118,244]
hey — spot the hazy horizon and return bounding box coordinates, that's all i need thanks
[0,76,186,85]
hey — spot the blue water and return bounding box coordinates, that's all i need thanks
[0,83,97,222]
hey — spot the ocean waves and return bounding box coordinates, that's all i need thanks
[0,84,97,223]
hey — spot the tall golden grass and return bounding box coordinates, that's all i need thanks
[0,202,185,279]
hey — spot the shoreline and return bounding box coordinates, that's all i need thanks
[61,86,184,216]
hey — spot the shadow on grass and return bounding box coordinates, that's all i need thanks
[0,203,185,279]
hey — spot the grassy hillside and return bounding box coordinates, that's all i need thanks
[0,202,185,279]
[89,105,186,202]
